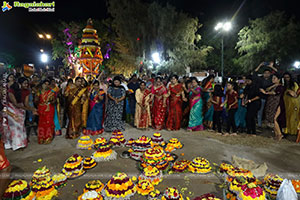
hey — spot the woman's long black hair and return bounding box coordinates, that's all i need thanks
[189,77,198,85]
[10,81,21,103]
[213,84,224,97]
[202,75,215,88]
[6,73,14,83]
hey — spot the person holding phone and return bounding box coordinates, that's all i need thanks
[253,61,278,130]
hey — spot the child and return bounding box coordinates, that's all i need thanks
[211,84,223,134]
[221,82,238,136]
[235,79,247,133]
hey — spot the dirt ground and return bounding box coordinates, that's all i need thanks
[5,125,300,199]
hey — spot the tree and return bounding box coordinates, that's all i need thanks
[0,52,16,66]
[51,20,85,68]
[107,0,212,75]
[235,11,300,72]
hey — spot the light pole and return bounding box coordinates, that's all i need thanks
[37,33,52,72]
[215,21,232,80]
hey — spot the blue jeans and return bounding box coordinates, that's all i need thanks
[257,99,266,127]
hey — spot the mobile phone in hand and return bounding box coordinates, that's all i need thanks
[264,62,270,66]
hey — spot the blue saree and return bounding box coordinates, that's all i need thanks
[188,87,204,131]
[84,90,105,135]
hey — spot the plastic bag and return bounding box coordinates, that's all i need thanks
[276,179,298,200]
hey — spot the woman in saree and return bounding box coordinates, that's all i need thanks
[151,77,168,130]
[261,74,284,127]
[4,77,27,150]
[188,77,204,131]
[50,78,62,136]
[19,77,37,141]
[182,80,192,128]
[66,77,88,139]
[261,73,285,140]
[104,76,126,132]
[84,80,105,135]
[36,79,55,144]
[202,75,215,130]
[282,72,300,135]
[166,75,187,131]
[62,78,74,128]
[134,81,152,129]
[0,111,11,198]
[81,78,90,128]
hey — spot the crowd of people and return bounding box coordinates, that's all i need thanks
[1,61,300,153]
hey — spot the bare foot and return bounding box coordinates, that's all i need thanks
[223,133,229,136]
[231,133,238,136]
[276,134,283,141]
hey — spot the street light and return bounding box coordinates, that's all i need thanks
[37,33,52,39]
[152,52,161,64]
[215,21,232,80]
[45,34,52,39]
[38,34,44,39]
[223,22,232,31]
[41,53,48,63]
[293,61,300,69]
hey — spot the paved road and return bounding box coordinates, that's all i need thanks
[5,125,300,199]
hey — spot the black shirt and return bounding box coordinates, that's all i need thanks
[253,72,272,99]
[244,83,260,102]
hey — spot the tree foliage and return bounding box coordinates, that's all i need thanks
[0,52,16,66]
[108,0,212,74]
[51,20,85,67]
[52,0,213,75]
[235,11,300,72]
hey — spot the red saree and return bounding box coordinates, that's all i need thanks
[37,90,55,144]
[151,85,167,130]
[166,84,183,130]
[0,139,10,170]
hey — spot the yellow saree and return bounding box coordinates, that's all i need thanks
[134,88,152,129]
[66,87,88,139]
[284,82,300,135]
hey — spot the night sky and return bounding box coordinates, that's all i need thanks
[0,0,299,67]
